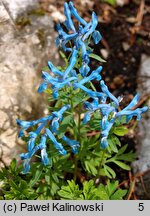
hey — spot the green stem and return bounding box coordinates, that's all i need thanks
[69,88,80,181]
[96,149,106,180]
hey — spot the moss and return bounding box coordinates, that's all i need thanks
[36,28,45,47]
[15,16,31,28]
[28,8,45,16]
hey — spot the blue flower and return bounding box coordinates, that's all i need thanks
[83,112,91,124]
[117,106,148,121]
[45,128,67,155]
[40,135,49,165]
[92,30,102,44]
[121,93,140,111]
[22,159,30,174]
[55,23,77,49]
[100,80,119,107]
[50,105,71,133]
[63,49,78,79]
[64,2,76,32]
[38,82,47,93]
[82,12,99,41]
[41,148,49,166]
[55,1,102,60]
[48,61,64,76]
[79,63,90,77]
[100,137,108,149]
[62,135,80,154]
[73,82,106,100]
[69,2,87,26]
[16,119,33,130]
[79,66,102,84]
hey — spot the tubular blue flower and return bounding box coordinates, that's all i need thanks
[101,117,116,137]
[40,135,49,165]
[69,2,87,26]
[64,2,76,32]
[84,101,111,112]
[70,69,77,77]
[48,61,64,77]
[100,137,108,149]
[100,116,109,131]
[79,66,102,85]
[63,49,78,78]
[55,23,77,49]
[100,80,119,107]
[16,119,33,130]
[62,135,80,154]
[73,82,106,99]
[116,106,148,121]
[52,105,71,119]
[41,71,60,84]
[100,116,116,149]
[79,63,90,77]
[121,93,140,111]
[92,30,102,44]
[82,12,99,41]
[51,105,71,132]
[27,122,47,152]
[100,106,115,117]
[52,90,59,98]
[45,128,67,155]
[41,148,49,165]
[18,129,25,138]
[83,112,91,124]
[51,117,59,133]
[22,159,30,174]
[37,82,47,93]
[27,134,36,152]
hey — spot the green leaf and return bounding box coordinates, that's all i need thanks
[104,0,116,6]
[106,180,119,197]
[10,159,17,172]
[111,189,127,200]
[81,180,98,200]
[58,180,81,200]
[89,53,106,63]
[59,51,69,66]
[104,165,116,179]
[29,165,43,187]
[113,161,130,171]
[97,184,109,200]
[108,139,118,153]
[116,152,136,162]
[113,126,129,136]
[58,114,73,138]
[117,144,128,155]
[84,160,98,176]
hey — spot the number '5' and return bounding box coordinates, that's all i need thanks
[138,203,144,211]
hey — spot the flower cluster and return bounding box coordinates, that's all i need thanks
[17,105,80,173]
[17,1,148,173]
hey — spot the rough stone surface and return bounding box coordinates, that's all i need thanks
[3,0,38,19]
[132,54,150,173]
[0,0,59,167]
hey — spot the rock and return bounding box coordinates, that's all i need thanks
[132,54,150,198]
[100,49,109,60]
[0,1,59,167]
[122,42,130,51]
[3,0,39,19]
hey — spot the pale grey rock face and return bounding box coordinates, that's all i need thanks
[0,1,59,167]
[132,54,150,173]
[3,0,38,19]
